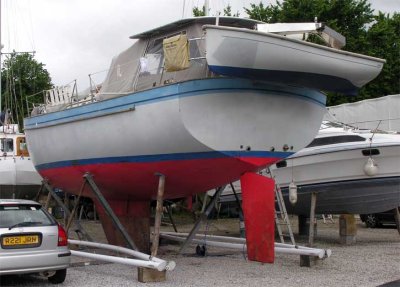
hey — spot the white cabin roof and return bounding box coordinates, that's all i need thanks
[129,17,262,39]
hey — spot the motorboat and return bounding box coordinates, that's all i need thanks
[0,123,42,199]
[23,17,384,260]
[271,121,400,215]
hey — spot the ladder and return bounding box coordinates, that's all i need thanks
[265,168,295,245]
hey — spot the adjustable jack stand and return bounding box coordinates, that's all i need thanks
[179,185,226,255]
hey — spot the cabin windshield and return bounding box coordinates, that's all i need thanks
[134,28,207,92]
[1,138,13,153]
[306,135,366,147]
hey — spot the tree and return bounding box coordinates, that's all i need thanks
[245,0,399,105]
[1,53,53,128]
[359,12,400,99]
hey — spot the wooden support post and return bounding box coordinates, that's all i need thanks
[339,214,357,245]
[166,205,178,233]
[151,173,165,257]
[300,192,317,267]
[44,187,52,210]
[298,215,309,236]
[394,207,400,235]
[66,180,87,232]
[63,193,68,226]
[137,174,167,283]
[34,184,44,202]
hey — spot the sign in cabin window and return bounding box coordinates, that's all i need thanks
[17,137,29,156]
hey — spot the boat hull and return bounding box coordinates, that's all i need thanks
[24,78,326,201]
[273,144,400,214]
[205,25,384,95]
[280,176,400,215]
[0,156,42,199]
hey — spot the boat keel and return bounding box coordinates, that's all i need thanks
[240,172,275,263]
[96,200,151,253]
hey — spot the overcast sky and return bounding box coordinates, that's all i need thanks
[1,0,399,91]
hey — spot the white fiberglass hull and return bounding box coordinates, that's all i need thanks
[24,78,326,201]
[0,151,42,199]
[272,141,400,214]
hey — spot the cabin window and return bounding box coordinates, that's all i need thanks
[276,160,287,168]
[362,149,380,156]
[1,138,13,153]
[140,38,164,75]
[306,135,365,147]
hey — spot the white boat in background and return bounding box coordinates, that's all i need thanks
[0,123,42,199]
[271,121,400,215]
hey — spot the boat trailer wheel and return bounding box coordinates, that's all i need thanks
[196,245,206,256]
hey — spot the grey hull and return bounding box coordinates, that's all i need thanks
[281,177,400,215]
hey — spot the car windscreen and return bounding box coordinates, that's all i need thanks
[0,205,55,229]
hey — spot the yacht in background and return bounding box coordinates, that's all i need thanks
[272,121,400,215]
[0,123,42,199]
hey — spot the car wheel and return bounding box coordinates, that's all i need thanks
[364,214,379,228]
[48,269,67,284]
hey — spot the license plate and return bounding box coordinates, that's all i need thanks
[2,235,40,247]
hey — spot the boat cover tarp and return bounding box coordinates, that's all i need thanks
[163,34,190,72]
[97,41,147,100]
[326,94,400,132]
[98,23,206,100]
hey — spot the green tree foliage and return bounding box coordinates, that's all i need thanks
[192,6,206,17]
[245,1,399,105]
[223,5,240,17]
[193,4,239,17]
[1,53,52,127]
[358,12,400,100]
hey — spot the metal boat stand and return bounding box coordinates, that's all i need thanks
[171,181,332,264]
[179,185,226,255]
[83,173,138,251]
[82,172,174,282]
[162,232,332,260]
[36,179,93,242]
[41,173,176,281]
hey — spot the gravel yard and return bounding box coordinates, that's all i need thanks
[1,216,399,287]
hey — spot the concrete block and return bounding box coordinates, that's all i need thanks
[138,267,166,283]
[300,255,319,267]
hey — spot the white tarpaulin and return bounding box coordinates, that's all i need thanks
[326,94,400,132]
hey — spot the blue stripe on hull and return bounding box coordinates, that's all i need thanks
[24,78,326,129]
[35,150,293,171]
[208,65,358,95]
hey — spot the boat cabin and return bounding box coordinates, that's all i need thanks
[0,124,30,157]
[97,17,262,100]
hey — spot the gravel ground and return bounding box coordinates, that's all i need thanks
[1,216,399,287]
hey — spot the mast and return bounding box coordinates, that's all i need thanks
[205,0,209,16]
[0,0,2,113]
